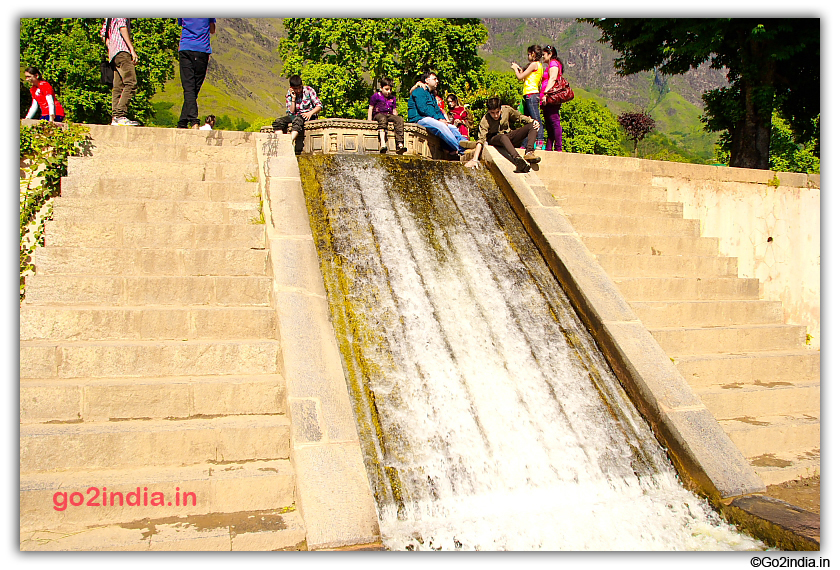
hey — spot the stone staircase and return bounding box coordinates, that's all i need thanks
[533,152,820,486]
[19,126,304,550]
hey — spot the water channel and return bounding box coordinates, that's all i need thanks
[298,154,763,551]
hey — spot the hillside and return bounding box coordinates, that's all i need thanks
[150,18,727,160]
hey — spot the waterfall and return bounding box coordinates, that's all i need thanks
[298,154,763,551]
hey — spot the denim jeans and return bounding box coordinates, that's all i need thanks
[416,117,466,153]
[522,93,544,144]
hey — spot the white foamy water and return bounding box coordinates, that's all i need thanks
[301,156,764,551]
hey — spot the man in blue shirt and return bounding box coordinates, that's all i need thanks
[177,18,216,129]
[407,72,466,155]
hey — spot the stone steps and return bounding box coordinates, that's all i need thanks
[536,164,653,185]
[50,197,260,225]
[566,213,700,236]
[597,253,738,278]
[630,299,783,327]
[20,508,306,551]
[20,374,287,423]
[19,123,300,549]
[60,177,258,202]
[674,350,820,387]
[720,413,820,458]
[540,179,667,201]
[20,415,291,473]
[68,157,256,182]
[535,163,819,485]
[20,459,295,532]
[20,339,282,379]
[581,234,720,257]
[697,382,820,419]
[20,306,277,341]
[24,275,273,307]
[44,221,265,249]
[32,247,269,276]
[83,141,257,163]
[81,124,258,147]
[552,195,684,217]
[614,276,761,301]
[649,323,807,354]
[750,450,820,486]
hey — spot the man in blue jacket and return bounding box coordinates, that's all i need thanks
[407,72,466,155]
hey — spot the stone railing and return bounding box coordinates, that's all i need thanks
[261,118,445,159]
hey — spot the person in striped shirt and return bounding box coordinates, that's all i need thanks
[100,18,139,126]
[272,75,322,155]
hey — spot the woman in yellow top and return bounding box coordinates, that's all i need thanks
[511,44,544,149]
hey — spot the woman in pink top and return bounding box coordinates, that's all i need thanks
[539,45,564,152]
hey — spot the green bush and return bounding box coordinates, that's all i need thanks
[20,121,90,300]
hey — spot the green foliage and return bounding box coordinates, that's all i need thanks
[20,121,90,299]
[584,18,819,169]
[559,99,623,155]
[20,18,181,124]
[278,18,488,119]
[460,71,521,137]
[714,112,820,174]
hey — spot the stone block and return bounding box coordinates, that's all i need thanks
[292,443,380,550]
[599,320,703,410]
[269,237,328,296]
[542,233,638,323]
[20,382,82,423]
[267,178,312,236]
[273,290,360,443]
[20,344,58,379]
[661,407,766,499]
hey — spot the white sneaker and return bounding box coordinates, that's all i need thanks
[111,116,140,126]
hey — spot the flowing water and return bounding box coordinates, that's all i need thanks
[298,154,763,551]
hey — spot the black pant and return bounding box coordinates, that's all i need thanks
[272,114,307,154]
[178,50,210,128]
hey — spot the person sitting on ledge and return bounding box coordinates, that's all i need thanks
[407,71,467,157]
[463,97,541,173]
[272,74,322,155]
[368,77,407,155]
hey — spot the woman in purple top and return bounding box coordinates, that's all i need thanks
[368,78,407,154]
[539,44,564,152]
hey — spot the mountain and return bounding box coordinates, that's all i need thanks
[150,18,728,160]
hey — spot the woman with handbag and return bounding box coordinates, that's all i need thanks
[539,45,564,152]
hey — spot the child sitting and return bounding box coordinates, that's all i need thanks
[368,78,407,154]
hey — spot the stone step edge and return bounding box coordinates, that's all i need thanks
[673,349,820,362]
[719,413,820,434]
[21,338,281,348]
[20,508,306,551]
[21,458,293,492]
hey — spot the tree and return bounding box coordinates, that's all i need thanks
[583,18,819,170]
[278,18,488,119]
[20,18,181,124]
[715,111,819,174]
[560,99,623,156]
[618,111,656,157]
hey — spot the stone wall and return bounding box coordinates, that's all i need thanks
[264,118,444,159]
[638,161,821,349]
